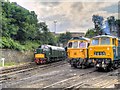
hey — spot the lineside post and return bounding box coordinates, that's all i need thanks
[1,58,5,67]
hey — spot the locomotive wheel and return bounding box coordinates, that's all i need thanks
[36,62,40,65]
[104,66,108,72]
[96,67,101,71]
[81,64,86,69]
[72,64,77,68]
[113,62,118,69]
[47,57,50,63]
[104,66,112,72]
[76,62,81,69]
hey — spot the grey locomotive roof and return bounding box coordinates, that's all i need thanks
[70,36,90,41]
[41,45,65,51]
[93,35,118,38]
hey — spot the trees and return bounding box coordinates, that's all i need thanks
[58,32,72,46]
[85,29,96,38]
[36,22,57,45]
[1,1,57,50]
[92,15,104,35]
[115,19,120,37]
[2,2,38,42]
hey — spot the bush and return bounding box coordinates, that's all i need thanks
[2,37,25,51]
[23,41,40,51]
[1,37,40,51]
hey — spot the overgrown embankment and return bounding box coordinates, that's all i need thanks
[0,49,34,67]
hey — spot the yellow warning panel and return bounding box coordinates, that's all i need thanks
[35,54,45,58]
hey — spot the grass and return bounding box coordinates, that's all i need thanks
[0,62,17,67]
[0,61,31,67]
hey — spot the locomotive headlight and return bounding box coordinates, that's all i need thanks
[80,49,83,52]
[90,48,92,50]
[107,47,110,50]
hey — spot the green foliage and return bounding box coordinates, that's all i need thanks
[2,2,38,41]
[115,19,120,37]
[0,61,16,67]
[85,29,96,38]
[1,37,40,51]
[23,41,40,51]
[58,32,72,46]
[1,1,57,51]
[35,22,57,45]
[2,37,25,51]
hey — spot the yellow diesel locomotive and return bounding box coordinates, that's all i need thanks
[89,35,120,71]
[67,37,94,68]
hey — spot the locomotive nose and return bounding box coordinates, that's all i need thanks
[35,54,45,58]
[89,46,112,58]
[68,49,85,58]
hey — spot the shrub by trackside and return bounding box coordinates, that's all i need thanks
[2,37,25,51]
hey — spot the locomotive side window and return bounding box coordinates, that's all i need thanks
[68,42,72,48]
[119,40,120,46]
[112,38,116,45]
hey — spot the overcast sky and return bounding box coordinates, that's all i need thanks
[9,0,119,33]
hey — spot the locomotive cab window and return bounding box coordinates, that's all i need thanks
[41,45,49,51]
[79,41,86,48]
[73,41,78,48]
[101,37,110,45]
[91,38,99,45]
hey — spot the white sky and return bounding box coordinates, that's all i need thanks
[9,0,119,33]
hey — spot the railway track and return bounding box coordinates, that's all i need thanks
[1,60,119,88]
[64,69,119,89]
[43,68,119,89]
[2,64,95,88]
[1,60,67,84]
[0,62,35,74]
[43,69,96,88]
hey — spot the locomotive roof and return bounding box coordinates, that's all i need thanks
[41,45,65,51]
[93,35,118,39]
[70,37,90,41]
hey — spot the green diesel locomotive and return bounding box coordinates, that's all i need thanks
[34,45,66,64]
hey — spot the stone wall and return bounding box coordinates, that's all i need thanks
[0,49,34,64]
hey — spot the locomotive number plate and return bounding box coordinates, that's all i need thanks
[35,54,45,58]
